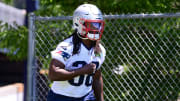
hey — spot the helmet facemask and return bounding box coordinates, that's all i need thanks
[79,18,105,40]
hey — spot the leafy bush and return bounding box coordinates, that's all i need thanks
[0,22,28,61]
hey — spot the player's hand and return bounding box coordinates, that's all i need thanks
[81,63,96,74]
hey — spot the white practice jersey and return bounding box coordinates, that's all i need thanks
[50,36,106,98]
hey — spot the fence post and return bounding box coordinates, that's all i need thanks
[27,13,36,101]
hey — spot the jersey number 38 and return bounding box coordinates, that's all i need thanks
[68,61,99,87]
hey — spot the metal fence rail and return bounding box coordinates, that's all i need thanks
[27,13,180,101]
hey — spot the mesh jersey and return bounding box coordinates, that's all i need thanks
[50,36,106,98]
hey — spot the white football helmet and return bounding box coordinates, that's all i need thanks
[73,4,105,40]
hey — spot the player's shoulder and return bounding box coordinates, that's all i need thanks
[99,43,106,56]
[96,44,106,67]
[56,37,73,53]
[51,37,73,64]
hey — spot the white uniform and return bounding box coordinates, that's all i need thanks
[50,36,106,98]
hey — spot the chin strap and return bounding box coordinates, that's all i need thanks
[77,32,88,40]
[77,32,100,40]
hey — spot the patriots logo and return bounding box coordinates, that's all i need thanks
[56,51,71,60]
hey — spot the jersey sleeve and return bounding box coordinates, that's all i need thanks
[100,44,106,64]
[51,42,72,65]
[97,44,106,69]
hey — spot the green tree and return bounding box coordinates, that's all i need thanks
[0,0,179,61]
[37,0,180,16]
[0,22,28,61]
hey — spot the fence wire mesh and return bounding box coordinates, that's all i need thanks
[28,13,180,101]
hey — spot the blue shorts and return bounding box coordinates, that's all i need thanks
[84,90,96,101]
[47,90,92,101]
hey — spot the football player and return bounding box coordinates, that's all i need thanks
[47,4,106,101]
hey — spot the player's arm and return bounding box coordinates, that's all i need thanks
[92,69,104,101]
[48,59,96,81]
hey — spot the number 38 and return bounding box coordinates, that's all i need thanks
[68,61,99,87]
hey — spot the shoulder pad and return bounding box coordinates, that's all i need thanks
[99,44,106,57]
[56,41,73,52]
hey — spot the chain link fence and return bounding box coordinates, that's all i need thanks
[27,13,180,101]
